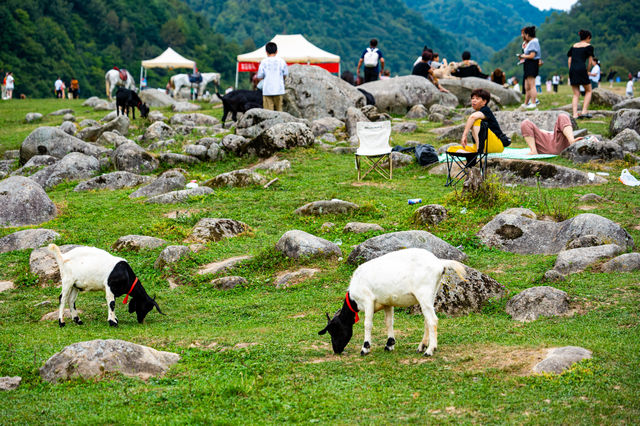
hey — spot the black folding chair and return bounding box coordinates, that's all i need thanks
[445,121,490,187]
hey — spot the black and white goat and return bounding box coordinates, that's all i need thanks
[48,244,164,327]
[319,248,466,356]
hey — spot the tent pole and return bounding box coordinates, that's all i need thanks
[139,66,143,91]
[235,63,239,90]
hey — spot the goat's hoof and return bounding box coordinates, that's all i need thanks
[58,320,65,328]
[108,320,118,327]
[423,348,436,357]
[385,338,396,351]
[360,350,370,356]
[384,345,394,351]
[73,317,83,325]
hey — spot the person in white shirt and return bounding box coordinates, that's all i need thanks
[54,77,64,98]
[626,76,634,98]
[589,58,601,89]
[5,72,14,99]
[256,42,289,111]
[552,74,560,92]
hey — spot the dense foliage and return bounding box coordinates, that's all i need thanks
[489,0,640,81]
[404,0,553,53]
[183,0,493,76]
[0,0,241,97]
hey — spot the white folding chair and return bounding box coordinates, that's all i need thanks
[355,121,392,180]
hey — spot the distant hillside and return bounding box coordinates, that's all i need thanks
[489,0,640,80]
[0,0,240,97]
[404,0,553,53]
[183,0,494,76]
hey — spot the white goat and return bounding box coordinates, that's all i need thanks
[319,248,466,356]
[48,244,163,327]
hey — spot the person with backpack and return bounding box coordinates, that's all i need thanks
[69,78,80,99]
[357,39,385,83]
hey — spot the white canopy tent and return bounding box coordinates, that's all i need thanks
[235,34,340,88]
[139,47,196,89]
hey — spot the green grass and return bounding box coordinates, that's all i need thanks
[0,87,639,424]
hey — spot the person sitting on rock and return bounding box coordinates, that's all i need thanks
[452,51,488,79]
[521,114,583,155]
[411,50,448,92]
[447,88,510,155]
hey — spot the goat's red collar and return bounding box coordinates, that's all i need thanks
[122,277,138,304]
[345,292,359,323]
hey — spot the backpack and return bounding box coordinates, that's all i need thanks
[70,79,79,90]
[414,144,439,166]
[363,48,379,67]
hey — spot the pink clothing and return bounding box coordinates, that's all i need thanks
[520,114,572,155]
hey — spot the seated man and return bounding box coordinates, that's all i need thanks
[521,114,583,155]
[448,89,510,155]
[452,51,488,79]
[412,51,448,92]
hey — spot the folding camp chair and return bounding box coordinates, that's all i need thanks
[445,121,490,187]
[355,121,392,180]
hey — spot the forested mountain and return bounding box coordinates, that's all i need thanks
[183,0,493,76]
[489,0,640,81]
[0,0,240,97]
[404,0,553,53]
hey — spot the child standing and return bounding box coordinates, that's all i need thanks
[626,75,634,98]
[256,42,289,111]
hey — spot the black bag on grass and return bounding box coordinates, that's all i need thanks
[414,144,439,166]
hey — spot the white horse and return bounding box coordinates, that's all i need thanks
[170,72,220,99]
[105,69,136,100]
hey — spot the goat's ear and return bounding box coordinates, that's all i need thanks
[128,297,136,313]
[152,296,166,315]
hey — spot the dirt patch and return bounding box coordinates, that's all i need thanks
[441,344,548,376]
[349,181,393,188]
[577,205,598,211]
[163,209,202,219]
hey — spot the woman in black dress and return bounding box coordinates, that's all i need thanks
[568,29,596,119]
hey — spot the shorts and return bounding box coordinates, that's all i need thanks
[263,95,283,111]
[523,59,539,78]
[447,119,505,154]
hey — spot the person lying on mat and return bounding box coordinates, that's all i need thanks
[520,114,583,155]
[449,89,510,154]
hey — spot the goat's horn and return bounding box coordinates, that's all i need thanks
[325,312,331,322]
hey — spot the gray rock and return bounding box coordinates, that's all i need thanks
[553,244,623,274]
[600,253,640,272]
[311,117,345,136]
[506,286,569,322]
[561,139,624,163]
[48,108,74,116]
[188,218,251,243]
[610,128,640,152]
[359,76,458,114]
[0,176,56,227]
[206,143,225,161]
[413,204,448,226]
[591,88,624,107]
[249,156,291,174]
[405,104,428,119]
[428,112,445,122]
[610,109,640,137]
[612,97,640,111]
[283,64,365,120]
[79,119,98,128]
[11,155,58,176]
[532,346,592,374]
[382,151,413,169]
[204,169,267,188]
[345,107,370,138]
[565,234,608,249]
[82,97,101,107]
[211,276,247,290]
[154,245,191,269]
[236,109,310,139]
[578,193,610,203]
[112,235,168,251]
[63,113,75,122]
[29,152,100,189]
[171,102,201,112]
[0,377,21,391]
[478,212,633,255]
[148,110,167,123]
[493,111,577,139]
[392,122,418,133]
[25,112,43,123]
[343,222,384,233]
[96,131,131,148]
[59,121,77,135]
[76,115,130,142]
[0,229,60,253]
[143,121,176,141]
[39,339,180,383]
[157,153,201,166]
[544,269,566,282]
[247,122,315,158]
[275,230,341,259]
[0,281,15,292]
[184,144,209,160]
[30,245,82,284]
[139,89,176,107]
[145,187,214,204]
[275,268,320,289]
[74,171,152,191]
[197,255,253,275]
[347,231,467,265]
[129,170,186,198]
[439,77,521,106]
[92,99,114,111]
[295,199,359,216]
[485,158,607,188]
[221,134,250,155]
[170,113,219,126]
[19,126,109,165]
[112,142,159,173]
[100,111,117,122]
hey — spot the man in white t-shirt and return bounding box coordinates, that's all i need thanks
[256,42,289,111]
[54,77,64,98]
[552,74,560,93]
[589,59,601,89]
[5,72,14,99]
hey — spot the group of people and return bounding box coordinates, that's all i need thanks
[54,77,80,99]
[1,72,15,100]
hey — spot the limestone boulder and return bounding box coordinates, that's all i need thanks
[275,230,341,259]
[493,111,577,138]
[221,134,250,156]
[183,144,208,160]
[591,88,624,107]
[0,229,60,253]
[26,112,43,123]
[112,143,159,174]
[40,339,180,382]
[157,153,201,166]
[154,245,191,269]
[188,218,251,243]
[283,64,366,120]
[170,113,219,126]
[247,122,314,157]
[0,176,56,227]
[347,231,467,265]
[236,109,309,139]
[343,222,384,233]
[506,286,569,322]
[143,121,176,141]
[145,187,214,204]
[48,108,74,116]
[295,199,359,216]
[204,169,267,188]
[29,152,100,189]
[96,131,132,148]
[129,170,185,199]
[358,76,458,115]
[610,128,640,152]
[30,244,82,284]
[112,235,168,251]
[74,171,152,192]
[345,107,369,138]
[610,109,640,137]
[311,117,345,136]
[405,104,428,119]
[171,102,201,112]
[560,138,624,163]
[59,121,76,136]
[413,204,448,226]
[601,253,640,272]
[76,115,130,142]
[486,158,606,188]
[249,156,291,174]
[211,276,247,290]
[11,155,58,176]
[553,244,623,275]
[439,77,521,106]
[19,127,109,165]
[139,89,176,107]
[532,347,592,374]
[612,97,640,111]
[0,377,21,391]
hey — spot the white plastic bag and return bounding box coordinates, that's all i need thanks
[619,169,640,186]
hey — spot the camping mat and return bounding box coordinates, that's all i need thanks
[438,148,557,163]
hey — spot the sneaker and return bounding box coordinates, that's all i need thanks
[526,103,537,109]
[535,99,540,104]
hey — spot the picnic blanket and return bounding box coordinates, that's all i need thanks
[438,148,557,163]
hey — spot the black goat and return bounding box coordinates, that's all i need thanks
[116,87,149,119]
[217,89,262,125]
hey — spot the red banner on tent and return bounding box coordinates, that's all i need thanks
[237,62,339,73]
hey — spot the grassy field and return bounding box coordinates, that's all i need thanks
[0,84,639,424]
